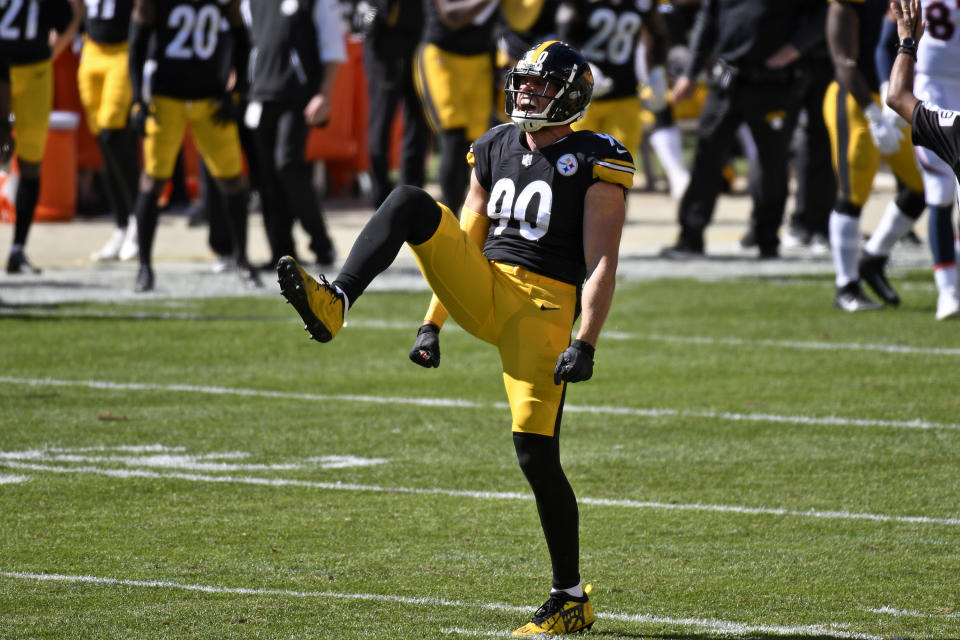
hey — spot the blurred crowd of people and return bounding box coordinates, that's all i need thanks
[0,0,958,317]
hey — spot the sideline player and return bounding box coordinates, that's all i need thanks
[824,0,927,311]
[558,0,670,183]
[128,0,259,292]
[1,0,77,274]
[276,41,632,637]
[414,0,499,213]
[78,0,140,262]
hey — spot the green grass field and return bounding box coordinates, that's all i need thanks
[2,274,958,639]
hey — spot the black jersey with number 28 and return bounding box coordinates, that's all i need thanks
[469,123,635,285]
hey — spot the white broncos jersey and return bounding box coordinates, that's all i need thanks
[918,0,960,79]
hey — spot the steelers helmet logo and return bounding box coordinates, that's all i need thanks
[281,0,299,15]
[557,154,578,176]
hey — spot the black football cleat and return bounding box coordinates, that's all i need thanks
[134,264,155,293]
[276,255,344,343]
[858,251,900,306]
[6,249,41,274]
[513,585,595,636]
[834,281,883,312]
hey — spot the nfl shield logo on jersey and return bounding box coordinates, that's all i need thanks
[557,154,578,176]
[522,153,533,167]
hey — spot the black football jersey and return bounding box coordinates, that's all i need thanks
[912,102,960,186]
[151,0,231,99]
[469,123,635,285]
[562,0,659,100]
[0,0,73,64]
[84,0,134,43]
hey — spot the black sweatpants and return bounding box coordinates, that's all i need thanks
[364,31,430,208]
[253,100,333,264]
[678,78,801,254]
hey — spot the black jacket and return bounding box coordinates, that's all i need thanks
[684,0,826,79]
[246,0,325,104]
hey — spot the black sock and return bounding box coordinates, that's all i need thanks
[224,190,249,263]
[333,185,441,304]
[13,176,40,247]
[513,430,581,591]
[98,128,140,225]
[134,188,159,266]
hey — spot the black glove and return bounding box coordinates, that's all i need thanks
[129,100,151,137]
[409,323,440,368]
[211,94,240,126]
[553,339,595,385]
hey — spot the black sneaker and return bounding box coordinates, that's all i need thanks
[6,249,41,274]
[236,259,263,289]
[134,264,154,293]
[660,240,705,260]
[858,251,900,306]
[512,585,595,636]
[834,281,883,312]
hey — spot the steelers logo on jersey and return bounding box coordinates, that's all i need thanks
[557,154,579,176]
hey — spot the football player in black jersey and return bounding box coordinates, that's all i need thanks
[276,40,634,636]
[128,0,259,292]
[78,0,141,263]
[1,0,78,274]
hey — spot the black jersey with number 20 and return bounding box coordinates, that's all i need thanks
[152,0,230,100]
[469,123,635,285]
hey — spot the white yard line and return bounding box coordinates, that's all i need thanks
[4,306,959,357]
[0,570,884,640]
[0,474,29,484]
[1,460,958,527]
[866,606,960,618]
[1,376,957,432]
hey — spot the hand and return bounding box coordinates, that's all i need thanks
[764,43,800,70]
[588,63,613,99]
[129,100,152,137]
[671,75,694,103]
[304,93,331,127]
[892,0,925,42]
[553,339,595,385]
[409,324,440,368]
[644,65,669,112]
[864,102,904,155]
[211,94,239,126]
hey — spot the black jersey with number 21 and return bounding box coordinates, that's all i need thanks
[469,123,635,285]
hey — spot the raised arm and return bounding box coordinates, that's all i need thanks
[886,0,925,123]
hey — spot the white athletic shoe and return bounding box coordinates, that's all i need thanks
[668,169,690,200]
[90,228,125,261]
[936,288,960,320]
[119,217,139,261]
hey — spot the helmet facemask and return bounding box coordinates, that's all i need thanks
[504,41,593,133]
